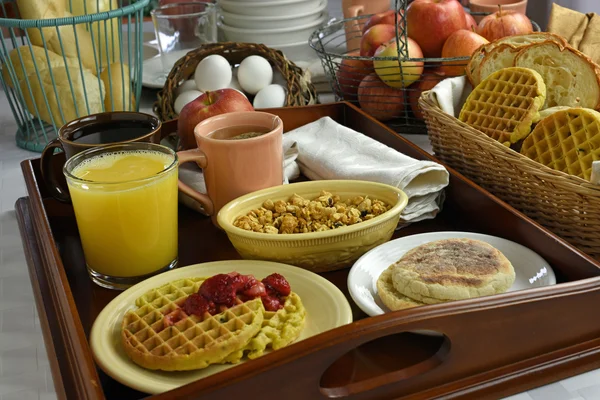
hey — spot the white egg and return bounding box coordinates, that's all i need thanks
[194,55,232,92]
[174,90,203,114]
[237,55,273,95]
[175,79,197,97]
[253,84,286,109]
[229,75,243,92]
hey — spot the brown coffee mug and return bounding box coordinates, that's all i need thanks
[41,111,163,203]
[177,111,284,226]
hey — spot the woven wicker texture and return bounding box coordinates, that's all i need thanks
[459,67,546,146]
[521,108,600,180]
[121,277,264,371]
[153,42,317,121]
[420,90,600,260]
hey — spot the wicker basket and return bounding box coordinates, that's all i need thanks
[419,90,600,260]
[153,42,318,121]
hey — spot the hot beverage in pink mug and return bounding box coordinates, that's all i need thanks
[177,111,284,226]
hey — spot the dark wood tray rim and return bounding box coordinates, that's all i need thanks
[16,102,600,400]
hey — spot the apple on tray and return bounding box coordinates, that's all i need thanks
[477,6,533,42]
[362,10,404,34]
[358,73,405,121]
[406,0,466,58]
[177,88,254,150]
[360,24,397,59]
[373,37,424,89]
[441,29,489,76]
[335,50,373,101]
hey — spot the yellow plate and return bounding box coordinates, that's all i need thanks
[89,260,353,394]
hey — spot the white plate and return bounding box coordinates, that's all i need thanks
[347,231,557,317]
[219,0,323,17]
[219,14,327,46]
[220,1,327,29]
[142,49,191,89]
[90,260,353,394]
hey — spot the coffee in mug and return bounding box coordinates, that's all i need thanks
[40,111,163,202]
[177,111,284,226]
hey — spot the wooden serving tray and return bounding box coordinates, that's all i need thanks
[15,102,600,400]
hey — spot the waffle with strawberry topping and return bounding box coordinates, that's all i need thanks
[121,272,305,371]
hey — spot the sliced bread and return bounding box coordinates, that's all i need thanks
[466,33,569,87]
[514,41,600,109]
[479,44,521,83]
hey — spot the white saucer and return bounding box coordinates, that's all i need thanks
[347,231,557,318]
[142,49,191,89]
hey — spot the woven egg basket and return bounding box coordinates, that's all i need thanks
[419,90,600,261]
[153,42,318,121]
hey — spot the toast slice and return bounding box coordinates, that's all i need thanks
[466,33,569,87]
[479,44,521,83]
[514,41,600,110]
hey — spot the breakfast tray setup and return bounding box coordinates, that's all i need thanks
[16,102,600,399]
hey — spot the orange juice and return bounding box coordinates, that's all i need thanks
[67,149,178,280]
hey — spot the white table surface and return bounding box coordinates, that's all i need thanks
[1,1,599,399]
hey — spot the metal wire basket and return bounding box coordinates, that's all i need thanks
[309,0,540,134]
[0,0,148,152]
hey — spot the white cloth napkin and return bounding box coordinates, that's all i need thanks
[179,117,450,222]
[282,117,449,222]
[429,75,473,118]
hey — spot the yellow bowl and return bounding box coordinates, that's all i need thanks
[217,180,409,273]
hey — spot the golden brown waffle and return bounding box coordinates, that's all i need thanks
[459,67,546,146]
[121,278,265,371]
[221,292,306,363]
[520,107,600,180]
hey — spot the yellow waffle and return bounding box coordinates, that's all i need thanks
[459,67,546,146]
[520,107,600,180]
[121,278,264,371]
[221,292,306,364]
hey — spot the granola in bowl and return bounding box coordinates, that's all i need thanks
[233,191,392,234]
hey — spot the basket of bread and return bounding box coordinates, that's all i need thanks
[419,31,600,260]
[0,0,148,152]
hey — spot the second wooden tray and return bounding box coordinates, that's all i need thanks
[16,102,600,400]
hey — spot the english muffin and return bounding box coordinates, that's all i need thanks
[377,265,423,311]
[391,238,515,305]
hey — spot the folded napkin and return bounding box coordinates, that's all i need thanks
[282,117,449,222]
[548,3,600,66]
[428,75,472,118]
[180,117,450,222]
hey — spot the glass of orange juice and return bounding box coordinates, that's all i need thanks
[64,142,179,290]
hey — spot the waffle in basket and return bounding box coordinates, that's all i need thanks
[459,67,546,146]
[520,107,600,180]
[121,273,305,371]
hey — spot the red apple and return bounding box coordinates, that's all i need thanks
[441,29,489,76]
[358,73,405,121]
[360,24,397,58]
[362,10,404,34]
[335,51,373,100]
[464,11,477,30]
[477,7,533,42]
[406,0,466,58]
[373,37,424,88]
[177,88,254,150]
[408,69,446,120]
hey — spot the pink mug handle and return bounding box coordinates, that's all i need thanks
[176,148,214,215]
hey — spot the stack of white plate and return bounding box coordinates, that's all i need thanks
[217,0,328,62]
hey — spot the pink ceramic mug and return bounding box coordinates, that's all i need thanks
[342,0,391,52]
[176,111,284,225]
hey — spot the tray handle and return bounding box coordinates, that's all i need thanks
[166,279,600,400]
